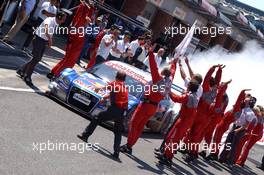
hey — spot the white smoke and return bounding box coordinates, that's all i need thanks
[173,40,264,109]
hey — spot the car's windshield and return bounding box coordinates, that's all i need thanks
[88,62,148,98]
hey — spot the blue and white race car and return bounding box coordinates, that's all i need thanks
[47,61,184,133]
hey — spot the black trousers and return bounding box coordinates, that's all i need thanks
[108,53,120,61]
[20,35,47,78]
[95,55,106,65]
[219,124,246,164]
[82,106,125,153]
[261,155,264,168]
[23,17,43,48]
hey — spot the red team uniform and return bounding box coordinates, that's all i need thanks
[163,90,199,160]
[186,66,222,157]
[86,30,106,69]
[203,83,229,147]
[124,52,177,150]
[51,3,94,76]
[210,90,247,156]
[235,115,263,166]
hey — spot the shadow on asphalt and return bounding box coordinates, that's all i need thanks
[1,25,66,59]
[178,155,258,175]
[125,153,167,174]
[93,146,122,163]
[0,41,52,75]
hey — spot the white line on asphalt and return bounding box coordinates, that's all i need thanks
[51,46,66,55]
[0,86,44,94]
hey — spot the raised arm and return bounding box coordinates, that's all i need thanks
[170,92,188,104]
[170,57,179,81]
[149,51,162,84]
[233,89,249,113]
[214,80,231,111]
[202,66,217,92]
[215,66,224,87]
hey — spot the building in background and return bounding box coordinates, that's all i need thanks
[3,0,263,54]
[121,0,264,53]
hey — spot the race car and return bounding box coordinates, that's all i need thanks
[47,61,184,133]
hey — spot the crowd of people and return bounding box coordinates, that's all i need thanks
[0,0,263,172]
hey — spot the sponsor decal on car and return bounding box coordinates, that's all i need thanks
[105,62,148,85]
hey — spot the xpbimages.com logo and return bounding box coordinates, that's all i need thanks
[32,140,100,154]
[164,24,232,38]
[33,26,101,38]
[164,142,232,154]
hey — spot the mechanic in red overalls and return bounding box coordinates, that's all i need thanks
[235,106,263,166]
[207,89,251,161]
[47,1,95,78]
[86,29,106,69]
[120,48,177,155]
[199,81,230,158]
[184,64,224,162]
[155,79,200,166]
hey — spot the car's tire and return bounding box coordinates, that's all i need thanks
[45,90,52,97]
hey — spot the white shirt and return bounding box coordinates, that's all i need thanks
[235,107,257,127]
[128,39,140,57]
[144,53,162,69]
[35,17,58,41]
[97,34,115,59]
[39,1,57,21]
[33,0,46,19]
[184,78,203,100]
[137,46,148,63]
[110,40,130,58]
[20,0,36,16]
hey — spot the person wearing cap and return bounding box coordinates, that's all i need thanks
[120,47,177,155]
[47,0,96,79]
[77,71,128,160]
[108,30,131,61]
[16,11,67,86]
[77,16,102,65]
[22,0,59,52]
[219,96,257,166]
